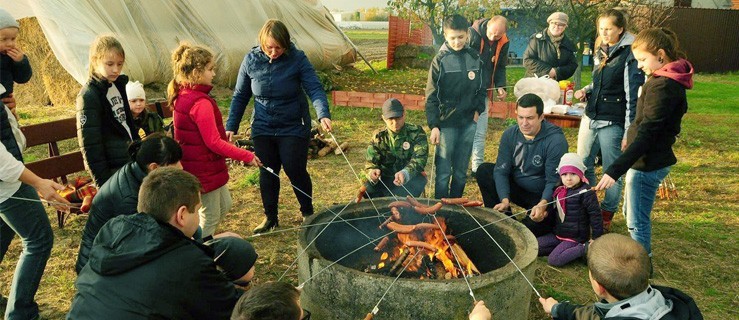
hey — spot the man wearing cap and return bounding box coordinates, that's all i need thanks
[69,168,240,320]
[364,98,428,198]
[523,11,579,80]
[468,15,510,175]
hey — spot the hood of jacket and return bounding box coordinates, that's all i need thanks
[653,59,694,89]
[87,213,208,275]
[249,42,298,64]
[439,42,475,56]
[520,120,564,143]
[89,74,129,91]
[471,18,488,37]
[597,285,673,319]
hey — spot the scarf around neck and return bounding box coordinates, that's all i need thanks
[547,30,565,59]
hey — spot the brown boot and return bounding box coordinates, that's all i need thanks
[601,210,614,233]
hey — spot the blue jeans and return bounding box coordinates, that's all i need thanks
[0,183,54,320]
[624,167,670,256]
[577,116,624,212]
[435,122,476,199]
[470,100,489,172]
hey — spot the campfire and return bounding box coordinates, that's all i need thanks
[298,197,539,319]
[365,197,482,279]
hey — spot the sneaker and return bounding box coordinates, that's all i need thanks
[601,210,614,233]
[253,218,278,234]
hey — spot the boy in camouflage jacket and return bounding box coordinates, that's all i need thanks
[364,98,428,198]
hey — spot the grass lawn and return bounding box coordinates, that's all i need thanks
[343,29,390,41]
[2,63,737,318]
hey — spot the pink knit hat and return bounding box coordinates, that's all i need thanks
[557,153,588,184]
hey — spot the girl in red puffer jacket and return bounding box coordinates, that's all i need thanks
[168,42,261,238]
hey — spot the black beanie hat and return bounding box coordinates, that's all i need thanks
[206,237,258,281]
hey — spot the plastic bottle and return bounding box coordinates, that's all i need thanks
[558,80,569,104]
[565,82,575,106]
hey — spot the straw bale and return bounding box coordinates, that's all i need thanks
[14,17,50,107]
[15,17,80,108]
[41,53,80,108]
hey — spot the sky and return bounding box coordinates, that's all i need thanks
[320,0,388,11]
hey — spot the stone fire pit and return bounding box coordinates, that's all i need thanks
[297,198,538,319]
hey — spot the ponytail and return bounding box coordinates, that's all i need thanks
[167,79,180,109]
[167,42,214,107]
[633,27,686,62]
[128,133,183,172]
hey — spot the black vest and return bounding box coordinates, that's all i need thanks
[0,105,23,162]
[585,44,633,123]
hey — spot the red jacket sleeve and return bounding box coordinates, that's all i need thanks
[190,99,255,163]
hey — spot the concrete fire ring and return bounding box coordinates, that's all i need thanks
[297,198,538,319]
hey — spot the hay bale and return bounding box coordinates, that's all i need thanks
[392,44,435,69]
[14,17,50,107]
[41,53,80,107]
[15,17,80,108]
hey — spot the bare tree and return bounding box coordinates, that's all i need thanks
[387,0,503,46]
[620,0,675,31]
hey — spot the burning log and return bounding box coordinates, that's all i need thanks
[451,243,480,275]
[421,255,436,279]
[389,249,410,275]
[430,263,443,279]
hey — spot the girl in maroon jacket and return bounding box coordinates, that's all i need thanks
[596,28,693,261]
[169,43,260,238]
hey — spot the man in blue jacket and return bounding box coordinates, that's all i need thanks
[476,94,568,236]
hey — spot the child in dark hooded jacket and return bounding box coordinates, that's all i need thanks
[537,153,602,267]
[595,28,693,262]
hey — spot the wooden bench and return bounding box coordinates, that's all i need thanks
[20,101,170,228]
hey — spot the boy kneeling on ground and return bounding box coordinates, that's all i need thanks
[364,98,428,198]
[539,233,702,319]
